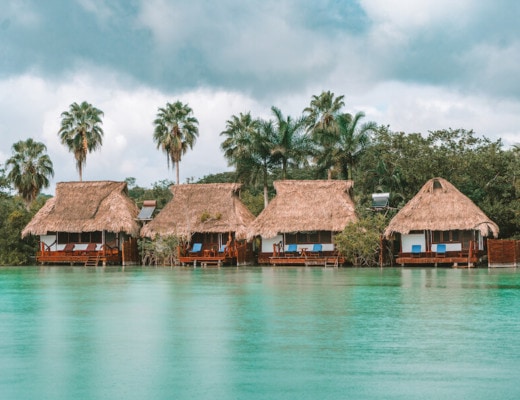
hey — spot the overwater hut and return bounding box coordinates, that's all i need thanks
[384,177,499,267]
[140,183,256,265]
[247,180,358,266]
[22,181,140,266]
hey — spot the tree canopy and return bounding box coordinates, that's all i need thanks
[58,101,104,181]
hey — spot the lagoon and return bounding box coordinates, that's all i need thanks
[1,266,519,399]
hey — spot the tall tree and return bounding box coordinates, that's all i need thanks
[221,112,260,173]
[153,101,199,185]
[332,112,377,180]
[220,112,274,207]
[6,138,54,209]
[304,91,345,179]
[304,90,345,134]
[270,106,310,179]
[58,101,104,181]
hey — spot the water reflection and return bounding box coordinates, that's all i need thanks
[0,266,519,400]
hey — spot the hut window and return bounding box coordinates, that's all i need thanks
[433,231,463,243]
[285,233,297,244]
[58,232,79,244]
[461,231,473,249]
[308,232,319,243]
[80,231,102,243]
[285,231,331,244]
[320,231,332,243]
[91,231,102,243]
[433,179,442,190]
[192,232,220,247]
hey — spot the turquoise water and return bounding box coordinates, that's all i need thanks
[1,266,520,400]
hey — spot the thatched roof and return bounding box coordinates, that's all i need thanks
[140,183,255,239]
[384,177,499,238]
[247,180,358,238]
[22,181,140,237]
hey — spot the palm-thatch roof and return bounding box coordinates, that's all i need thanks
[384,177,499,238]
[247,180,357,239]
[140,183,255,239]
[22,181,140,238]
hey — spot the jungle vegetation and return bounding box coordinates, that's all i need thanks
[1,92,519,265]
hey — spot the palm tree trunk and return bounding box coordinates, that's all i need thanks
[263,170,269,208]
[175,160,180,185]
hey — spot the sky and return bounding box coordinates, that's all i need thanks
[1,0,520,193]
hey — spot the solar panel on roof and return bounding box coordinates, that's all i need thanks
[138,200,157,220]
[138,206,155,220]
[371,193,389,209]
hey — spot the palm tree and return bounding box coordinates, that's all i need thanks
[220,112,273,207]
[304,91,345,179]
[332,112,377,180]
[6,138,54,209]
[221,112,260,171]
[58,101,104,181]
[304,90,345,134]
[153,101,199,185]
[270,106,311,179]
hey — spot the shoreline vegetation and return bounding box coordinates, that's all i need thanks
[1,91,519,266]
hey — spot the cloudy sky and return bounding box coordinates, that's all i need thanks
[1,0,519,193]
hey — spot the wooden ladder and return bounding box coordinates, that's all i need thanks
[85,255,100,267]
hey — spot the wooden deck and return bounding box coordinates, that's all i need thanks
[36,249,121,266]
[396,253,477,267]
[178,255,229,267]
[177,242,253,267]
[267,252,343,267]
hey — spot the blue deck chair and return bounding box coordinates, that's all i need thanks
[436,244,447,257]
[286,244,298,255]
[218,244,228,257]
[411,244,421,257]
[189,243,202,255]
[308,243,323,257]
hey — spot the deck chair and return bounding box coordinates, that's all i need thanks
[189,243,202,255]
[411,244,421,257]
[218,244,228,257]
[85,243,97,252]
[286,244,298,255]
[312,244,323,253]
[436,244,447,257]
[63,243,75,252]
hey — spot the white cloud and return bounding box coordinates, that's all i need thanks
[360,0,474,31]
[350,81,520,145]
[76,0,115,21]
[5,0,42,28]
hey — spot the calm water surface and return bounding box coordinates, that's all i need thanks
[1,266,519,400]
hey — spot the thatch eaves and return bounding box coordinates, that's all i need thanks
[22,181,140,237]
[140,183,255,239]
[247,180,358,239]
[383,177,499,238]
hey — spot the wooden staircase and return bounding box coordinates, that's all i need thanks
[85,255,100,267]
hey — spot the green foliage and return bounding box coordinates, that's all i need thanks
[335,213,388,267]
[153,101,199,185]
[58,101,104,181]
[125,178,173,210]
[0,197,39,265]
[240,190,265,216]
[139,235,181,266]
[197,171,237,183]
[5,138,54,209]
